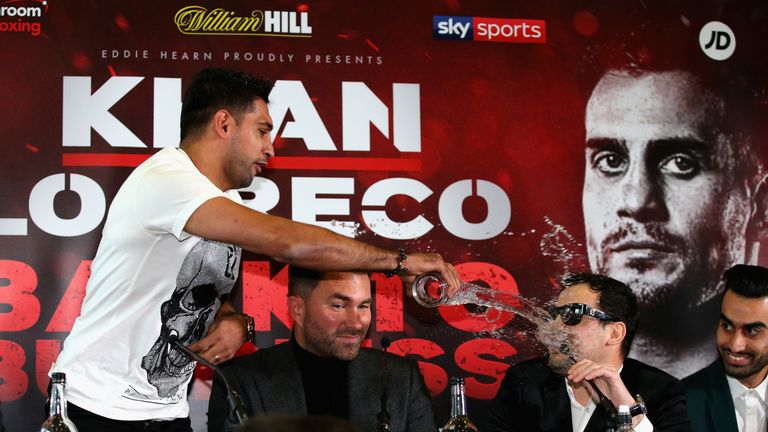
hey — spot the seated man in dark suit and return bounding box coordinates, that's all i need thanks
[483,273,690,432]
[683,264,768,432]
[208,267,437,432]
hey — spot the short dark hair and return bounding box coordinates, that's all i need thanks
[722,264,768,299]
[180,68,274,141]
[288,266,324,298]
[561,272,639,358]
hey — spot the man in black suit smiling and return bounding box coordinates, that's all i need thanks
[208,267,436,432]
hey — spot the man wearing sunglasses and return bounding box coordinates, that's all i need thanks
[683,264,768,432]
[483,273,690,432]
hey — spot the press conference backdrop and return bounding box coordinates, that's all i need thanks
[1,1,767,430]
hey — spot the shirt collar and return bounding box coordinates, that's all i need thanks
[726,372,768,403]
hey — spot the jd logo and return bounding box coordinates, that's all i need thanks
[699,21,735,61]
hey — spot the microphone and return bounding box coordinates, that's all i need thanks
[381,336,392,352]
[377,337,392,432]
[172,340,248,426]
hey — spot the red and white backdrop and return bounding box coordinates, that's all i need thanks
[1,0,766,430]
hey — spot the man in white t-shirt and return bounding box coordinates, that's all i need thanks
[51,68,460,431]
[684,265,768,432]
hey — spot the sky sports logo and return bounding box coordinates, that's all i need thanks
[433,15,545,44]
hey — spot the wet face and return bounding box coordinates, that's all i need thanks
[293,272,372,361]
[224,98,274,189]
[547,283,612,375]
[583,70,752,310]
[717,290,768,388]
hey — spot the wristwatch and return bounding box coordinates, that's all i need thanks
[629,395,647,417]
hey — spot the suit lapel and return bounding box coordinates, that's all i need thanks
[347,350,382,431]
[540,374,575,432]
[257,343,308,414]
[705,361,739,432]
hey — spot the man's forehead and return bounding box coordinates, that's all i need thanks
[722,290,768,320]
[312,272,371,296]
[585,70,722,142]
[558,283,599,306]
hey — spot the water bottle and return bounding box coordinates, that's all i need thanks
[41,373,78,432]
[616,404,632,432]
[411,272,449,307]
[442,377,477,431]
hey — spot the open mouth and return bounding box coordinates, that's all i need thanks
[723,350,753,367]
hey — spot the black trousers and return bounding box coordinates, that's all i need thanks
[46,379,192,432]
[66,403,193,432]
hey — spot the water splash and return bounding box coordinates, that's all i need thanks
[442,280,581,365]
[539,217,587,276]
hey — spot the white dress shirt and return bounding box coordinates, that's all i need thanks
[726,374,768,432]
[565,377,653,432]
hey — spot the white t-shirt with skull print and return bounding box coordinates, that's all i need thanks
[53,147,242,421]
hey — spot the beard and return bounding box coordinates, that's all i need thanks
[547,351,577,376]
[302,315,367,361]
[720,347,768,382]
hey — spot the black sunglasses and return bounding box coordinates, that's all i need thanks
[547,303,618,326]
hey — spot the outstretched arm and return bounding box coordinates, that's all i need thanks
[185,197,460,294]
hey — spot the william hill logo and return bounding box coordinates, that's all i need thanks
[174,6,312,37]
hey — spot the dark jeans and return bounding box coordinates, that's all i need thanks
[66,403,193,432]
[46,379,192,432]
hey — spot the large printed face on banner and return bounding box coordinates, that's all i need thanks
[583,70,756,310]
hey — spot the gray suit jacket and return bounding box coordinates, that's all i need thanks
[682,360,739,432]
[207,341,437,432]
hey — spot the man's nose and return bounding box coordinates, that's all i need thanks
[729,332,747,352]
[263,135,275,159]
[344,309,366,328]
[616,160,667,222]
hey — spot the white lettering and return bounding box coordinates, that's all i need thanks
[268,80,336,150]
[29,174,106,237]
[438,179,511,240]
[361,178,433,239]
[153,78,182,148]
[292,177,356,237]
[240,177,280,213]
[62,76,146,147]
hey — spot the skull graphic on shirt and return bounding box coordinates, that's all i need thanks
[140,240,240,399]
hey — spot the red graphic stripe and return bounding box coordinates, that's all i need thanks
[62,153,150,167]
[267,156,421,171]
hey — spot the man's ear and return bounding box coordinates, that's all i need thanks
[287,295,305,328]
[747,174,768,241]
[212,109,232,138]
[606,321,627,349]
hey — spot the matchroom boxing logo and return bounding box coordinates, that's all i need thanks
[433,15,546,44]
[0,0,47,37]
